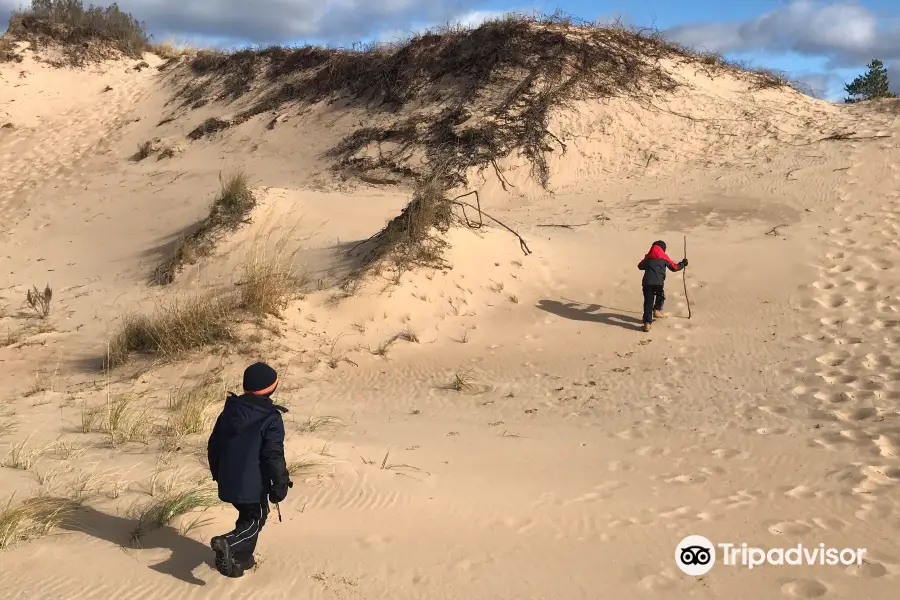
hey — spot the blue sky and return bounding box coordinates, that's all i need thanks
[2,0,899,101]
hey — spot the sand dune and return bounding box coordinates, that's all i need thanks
[2,13,900,600]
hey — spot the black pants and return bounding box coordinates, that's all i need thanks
[224,501,269,564]
[642,285,665,324]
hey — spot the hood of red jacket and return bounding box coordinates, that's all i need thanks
[645,244,669,260]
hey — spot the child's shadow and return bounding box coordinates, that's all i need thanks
[60,505,214,586]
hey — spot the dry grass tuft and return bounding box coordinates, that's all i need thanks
[0,494,80,550]
[164,376,224,439]
[25,284,52,318]
[150,42,195,60]
[0,419,20,437]
[2,437,56,470]
[238,234,306,318]
[396,328,420,343]
[154,169,256,285]
[297,415,343,435]
[369,337,395,357]
[135,140,153,161]
[287,456,328,478]
[443,369,477,392]
[130,483,219,544]
[80,393,154,445]
[106,292,236,368]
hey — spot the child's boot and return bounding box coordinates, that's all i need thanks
[211,535,244,578]
[642,322,651,332]
[653,310,666,319]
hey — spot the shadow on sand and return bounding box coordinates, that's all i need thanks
[60,505,215,586]
[535,299,644,331]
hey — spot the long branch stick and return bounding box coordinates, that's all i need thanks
[683,234,692,319]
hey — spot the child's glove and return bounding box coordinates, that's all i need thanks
[680,258,689,268]
[269,481,293,504]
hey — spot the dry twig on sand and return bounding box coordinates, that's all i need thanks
[683,234,691,319]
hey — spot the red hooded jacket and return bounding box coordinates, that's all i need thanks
[638,243,683,286]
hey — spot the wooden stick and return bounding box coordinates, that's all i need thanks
[683,234,692,319]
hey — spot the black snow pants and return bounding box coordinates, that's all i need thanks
[223,501,269,565]
[642,284,665,324]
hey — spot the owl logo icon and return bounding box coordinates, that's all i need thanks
[676,535,716,576]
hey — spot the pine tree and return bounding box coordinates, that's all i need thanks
[844,59,896,103]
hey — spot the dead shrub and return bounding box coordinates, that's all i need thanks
[25,284,52,318]
[135,140,153,161]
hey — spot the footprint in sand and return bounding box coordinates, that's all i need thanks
[814,294,851,309]
[832,407,878,422]
[815,351,852,367]
[756,427,787,435]
[780,485,823,500]
[781,579,828,598]
[766,520,812,536]
[637,573,677,592]
[845,559,888,578]
[711,448,744,460]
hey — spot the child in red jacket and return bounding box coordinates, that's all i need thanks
[637,240,687,332]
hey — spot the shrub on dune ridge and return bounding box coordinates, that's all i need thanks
[4,0,149,64]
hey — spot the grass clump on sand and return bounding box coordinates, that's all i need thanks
[109,233,305,368]
[164,376,225,439]
[80,393,154,445]
[4,0,149,65]
[130,484,219,544]
[287,456,328,478]
[106,292,236,369]
[154,170,256,285]
[238,233,306,318]
[0,494,80,550]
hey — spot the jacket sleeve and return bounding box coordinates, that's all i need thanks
[637,259,646,270]
[664,255,681,271]
[260,414,290,489]
[207,415,222,481]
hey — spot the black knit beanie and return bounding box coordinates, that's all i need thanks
[653,240,667,252]
[243,362,279,396]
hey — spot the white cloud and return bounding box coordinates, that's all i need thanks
[451,9,510,29]
[666,0,900,67]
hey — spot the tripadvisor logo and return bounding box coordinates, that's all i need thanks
[676,535,716,576]
[675,535,866,575]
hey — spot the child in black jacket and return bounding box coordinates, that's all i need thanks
[637,240,687,332]
[207,362,293,578]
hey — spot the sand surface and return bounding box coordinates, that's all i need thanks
[2,41,900,600]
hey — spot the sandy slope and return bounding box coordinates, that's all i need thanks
[1,40,900,600]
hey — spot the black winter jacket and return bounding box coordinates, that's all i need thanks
[638,243,685,287]
[207,393,291,504]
